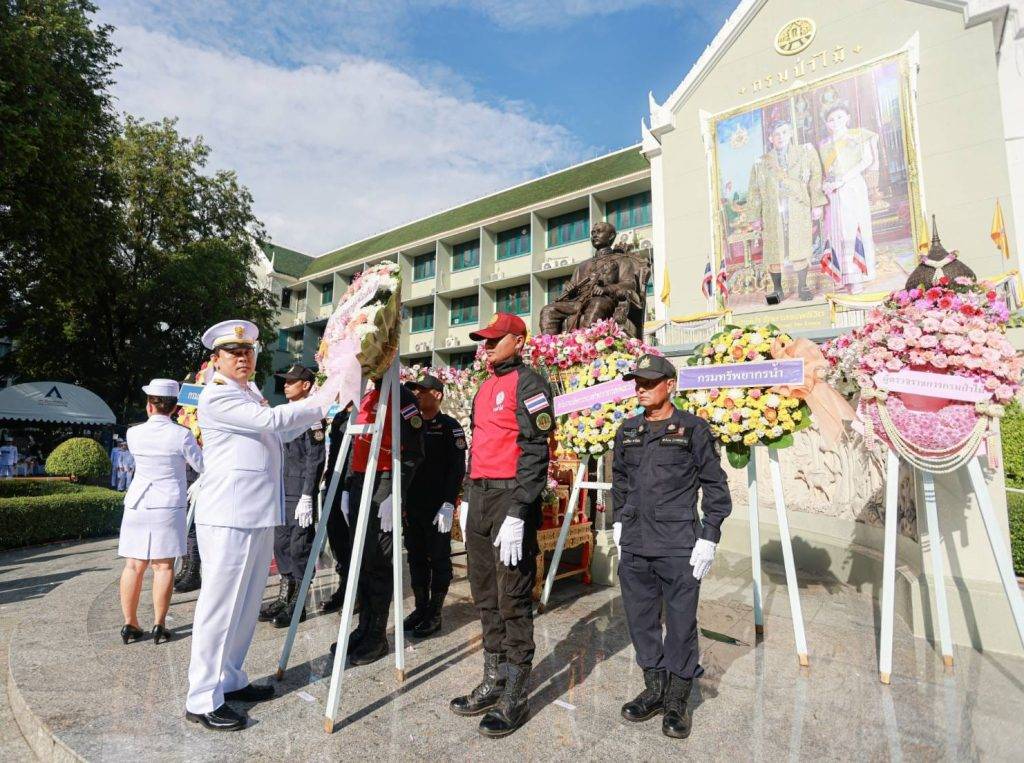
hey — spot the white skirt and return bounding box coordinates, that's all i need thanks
[118,506,187,560]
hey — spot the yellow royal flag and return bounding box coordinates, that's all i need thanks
[660,266,671,305]
[917,216,930,253]
[991,199,1010,260]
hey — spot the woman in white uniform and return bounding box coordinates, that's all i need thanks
[119,379,203,644]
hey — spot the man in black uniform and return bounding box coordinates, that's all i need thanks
[403,375,466,637]
[450,313,553,738]
[611,353,732,740]
[258,365,326,627]
[328,380,424,665]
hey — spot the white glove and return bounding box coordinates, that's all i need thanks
[690,538,717,581]
[378,495,393,533]
[493,515,525,567]
[340,491,350,525]
[295,495,313,528]
[308,374,344,416]
[433,502,454,534]
[459,501,469,538]
[613,522,622,554]
[186,473,203,504]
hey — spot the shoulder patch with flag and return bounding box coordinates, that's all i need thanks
[400,403,419,420]
[524,392,549,414]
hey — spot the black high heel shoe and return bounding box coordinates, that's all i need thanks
[151,624,172,644]
[121,624,145,644]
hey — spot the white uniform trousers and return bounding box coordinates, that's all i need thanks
[185,525,274,714]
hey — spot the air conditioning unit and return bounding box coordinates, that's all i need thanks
[489,271,503,281]
[414,342,431,352]
[430,288,437,296]
[472,277,480,286]
[444,336,458,348]
[541,262,551,270]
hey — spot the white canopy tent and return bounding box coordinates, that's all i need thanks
[0,382,116,425]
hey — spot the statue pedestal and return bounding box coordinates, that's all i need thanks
[589,528,619,587]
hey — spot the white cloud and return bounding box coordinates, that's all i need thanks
[109,25,588,255]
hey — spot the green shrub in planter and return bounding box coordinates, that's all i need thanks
[0,479,77,499]
[0,485,124,550]
[45,437,111,482]
[1009,492,1024,577]
[1003,400,1024,487]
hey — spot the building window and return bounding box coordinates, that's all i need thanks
[413,252,436,281]
[277,332,289,351]
[453,240,480,270]
[497,227,531,260]
[321,282,333,305]
[281,290,292,310]
[606,191,651,231]
[410,304,434,333]
[496,283,530,315]
[450,294,479,326]
[547,208,589,248]
[449,351,477,370]
[546,275,571,303]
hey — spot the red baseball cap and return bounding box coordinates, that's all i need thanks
[469,312,527,341]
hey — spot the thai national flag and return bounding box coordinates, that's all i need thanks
[853,227,868,274]
[701,261,713,299]
[716,260,730,303]
[819,239,841,284]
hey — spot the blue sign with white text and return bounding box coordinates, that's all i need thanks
[177,383,204,406]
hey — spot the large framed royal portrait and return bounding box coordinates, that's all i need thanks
[706,52,922,313]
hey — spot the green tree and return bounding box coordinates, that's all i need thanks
[0,0,119,366]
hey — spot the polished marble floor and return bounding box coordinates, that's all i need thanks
[3,538,1023,761]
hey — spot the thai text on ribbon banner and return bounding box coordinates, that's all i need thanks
[676,359,805,390]
[554,377,637,416]
[873,370,991,402]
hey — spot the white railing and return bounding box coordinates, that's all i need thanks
[645,311,730,347]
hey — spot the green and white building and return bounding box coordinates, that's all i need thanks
[257,146,654,401]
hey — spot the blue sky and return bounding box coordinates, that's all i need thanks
[97,1,735,254]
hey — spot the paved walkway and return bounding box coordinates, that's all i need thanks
[3,537,1023,761]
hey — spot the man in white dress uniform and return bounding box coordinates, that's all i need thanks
[185,320,339,732]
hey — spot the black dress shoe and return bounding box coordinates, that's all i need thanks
[151,624,173,644]
[224,683,275,703]
[348,634,388,666]
[412,608,441,638]
[621,668,666,722]
[185,704,246,731]
[121,624,146,644]
[662,675,693,739]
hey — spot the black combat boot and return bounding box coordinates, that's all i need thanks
[403,586,430,631]
[329,594,371,657]
[173,551,201,593]
[621,668,667,722]
[259,577,293,623]
[478,663,531,738]
[766,271,784,304]
[661,673,693,739]
[349,609,389,666]
[796,267,813,301]
[413,589,445,638]
[272,581,306,628]
[450,651,506,716]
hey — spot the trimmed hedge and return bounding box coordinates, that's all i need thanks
[1010,492,1024,578]
[0,484,124,550]
[0,479,78,499]
[1003,400,1024,487]
[45,437,111,481]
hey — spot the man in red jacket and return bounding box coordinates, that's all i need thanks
[449,313,553,738]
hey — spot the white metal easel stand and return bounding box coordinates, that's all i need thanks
[272,359,408,732]
[539,454,610,610]
[877,451,1024,683]
[747,447,810,667]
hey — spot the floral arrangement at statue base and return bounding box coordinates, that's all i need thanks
[828,277,1021,474]
[679,324,854,469]
[524,320,658,457]
[316,261,401,406]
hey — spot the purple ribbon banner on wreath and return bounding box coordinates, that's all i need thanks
[554,377,637,416]
[675,359,805,390]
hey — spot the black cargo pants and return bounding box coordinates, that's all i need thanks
[465,481,539,668]
[348,471,394,621]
